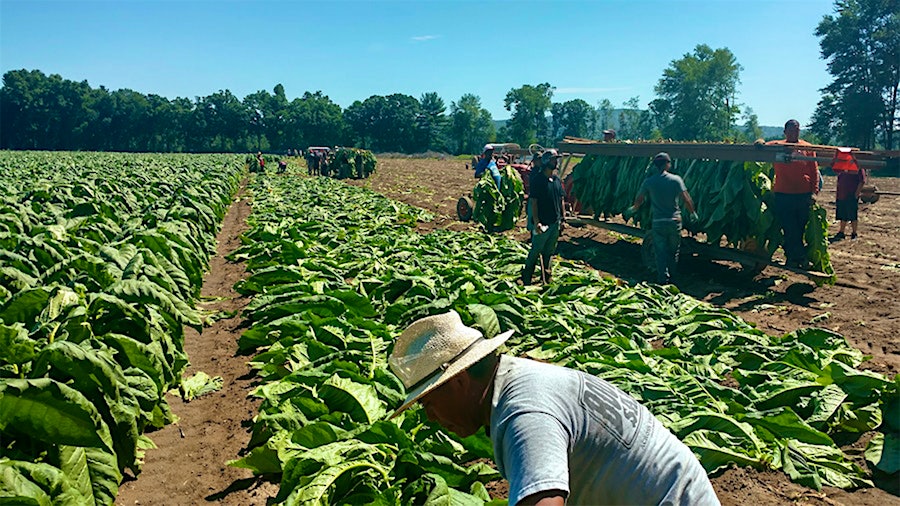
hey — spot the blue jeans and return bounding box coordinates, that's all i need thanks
[774,192,812,264]
[522,221,560,285]
[652,220,681,284]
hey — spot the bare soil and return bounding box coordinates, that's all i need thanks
[116,186,279,506]
[347,156,900,506]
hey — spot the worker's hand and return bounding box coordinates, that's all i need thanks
[689,211,699,223]
[622,206,637,220]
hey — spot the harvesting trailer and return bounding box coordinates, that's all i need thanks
[556,137,900,282]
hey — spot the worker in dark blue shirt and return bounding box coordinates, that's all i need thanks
[473,144,502,189]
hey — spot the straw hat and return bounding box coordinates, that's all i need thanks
[388,310,514,418]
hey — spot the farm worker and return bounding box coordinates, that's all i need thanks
[256,151,265,172]
[474,144,502,189]
[603,128,617,142]
[832,165,866,241]
[624,152,698,285]
[522,149,565,285]
[388,310,721,506]
[765,119,819,269]
[320,152,330,178]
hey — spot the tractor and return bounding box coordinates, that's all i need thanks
[456,143,538,222]
[457,143,582,222]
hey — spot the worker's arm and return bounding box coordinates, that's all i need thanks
[530,197,541,229]
[632,194,645,210]
[681,191,696,214]
[560,194,566,229]
[856,169,867,198]
[517,490,566,506]
[806,154,819,194]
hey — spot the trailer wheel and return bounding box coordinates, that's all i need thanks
[739,240,768,276]
[457,196,474,222]
[860,193,880,204]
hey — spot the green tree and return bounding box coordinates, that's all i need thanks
[196,90,246,152]
[617,96,655,141]
[550,99,594,141]
[650,44,743,141]
[741,107,763,142]
[416,92,448,152]
[503,83,554,146]
[0,69,94,150]
[597,98,614,136]
[811,0,899,149]
[448,94,495,155]
[243,89,275,151]
[288,91,345,149]
[344,94,421,152]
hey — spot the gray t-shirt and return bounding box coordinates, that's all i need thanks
[490,356,720,506]
[638,172,688,222]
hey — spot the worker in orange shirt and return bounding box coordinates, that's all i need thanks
[766,119,819,269]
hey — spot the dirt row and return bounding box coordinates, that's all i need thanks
[116,187,278,505]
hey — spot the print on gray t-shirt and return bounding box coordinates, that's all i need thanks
[490,356,720,506]
[639,172,688,222]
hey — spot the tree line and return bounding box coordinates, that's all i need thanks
[1,0,895,153]
[0,64,754,155]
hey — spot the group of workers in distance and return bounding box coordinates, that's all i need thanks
[475,119,866,288]
[304,149,332,177]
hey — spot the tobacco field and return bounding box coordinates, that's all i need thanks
[0,153,896,505]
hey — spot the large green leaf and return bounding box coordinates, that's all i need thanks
[0,460,51,506]
[107,279,201,329]
[0,323,36,365]
[317,375,386,424]
[865,432,900,474]
[0,287,51,325]
[0,378,112,451]
[466,304,500,339]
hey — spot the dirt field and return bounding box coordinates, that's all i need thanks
[117,159,898,506]
[348,156,900,506]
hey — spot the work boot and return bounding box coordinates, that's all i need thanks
[832,231,845,241]
[851,233,858,240]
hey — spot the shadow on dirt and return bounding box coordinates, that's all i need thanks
[556,234,820,308]
[205,477,279,504]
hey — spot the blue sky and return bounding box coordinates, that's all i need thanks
[1,0,835,127]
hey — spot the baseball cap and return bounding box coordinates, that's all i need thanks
[483,144,494,152]
[653,152,671,163]
[541,149,562,164]
[603,129,616,135]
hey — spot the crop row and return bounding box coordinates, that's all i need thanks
[232,172,896,504]
[0,152,244,505]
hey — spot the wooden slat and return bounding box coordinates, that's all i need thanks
[557,137,894,166]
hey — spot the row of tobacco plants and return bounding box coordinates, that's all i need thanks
[231,172,897,504]
[0,151,243,505]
